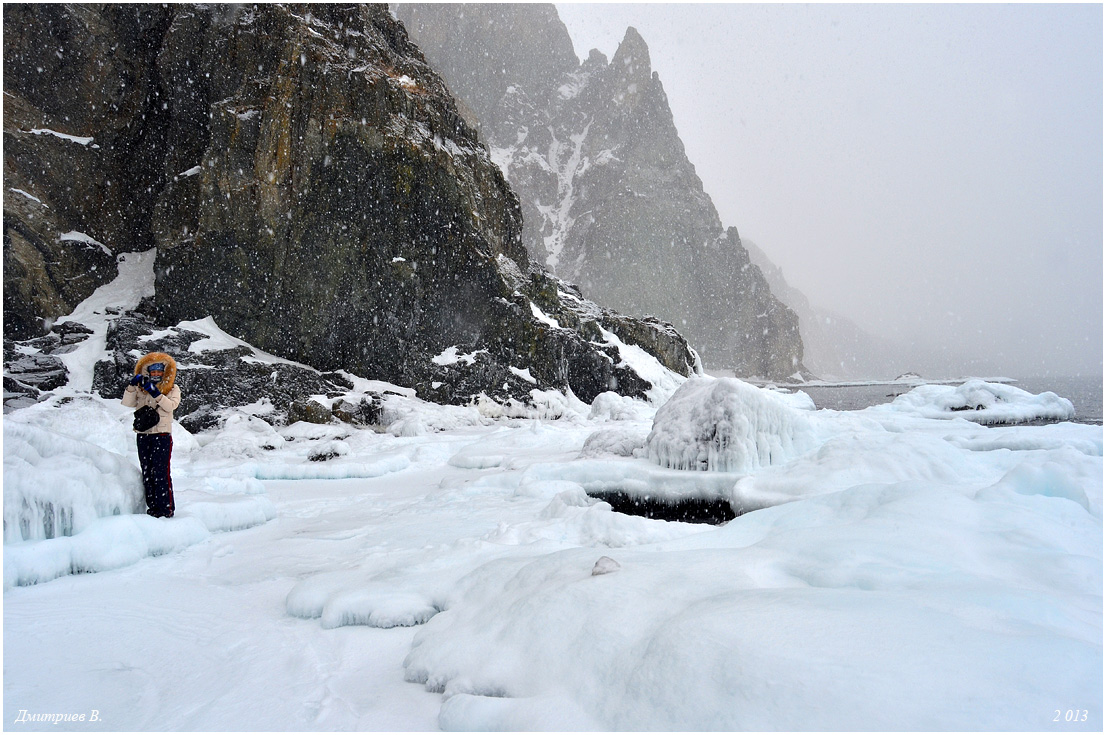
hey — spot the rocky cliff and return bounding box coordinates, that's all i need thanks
[4,3,698,411]
[395,4,806,379]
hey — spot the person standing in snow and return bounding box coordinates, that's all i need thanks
[122,352,182,518]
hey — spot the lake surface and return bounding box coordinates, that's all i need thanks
[795,376,1102,425]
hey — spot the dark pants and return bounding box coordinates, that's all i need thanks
[137,433,174,518]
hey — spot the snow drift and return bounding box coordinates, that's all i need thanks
[402,451,1103,731]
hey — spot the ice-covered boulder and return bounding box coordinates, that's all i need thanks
[4,421,144,543]
[880,380,1076,425]
[646,377,814,472]
[580,428,649,458]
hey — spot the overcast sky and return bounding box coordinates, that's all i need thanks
[556,3,1102,378]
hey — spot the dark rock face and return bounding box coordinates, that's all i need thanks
[150,5,532,383]
[395,4,806,378]
[3,4,169,337]
[331,396,381,426]
[389,3,578,134]
[4,3,697,407]
[287,399,340,426]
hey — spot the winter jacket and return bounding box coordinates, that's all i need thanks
[122,352,182,434]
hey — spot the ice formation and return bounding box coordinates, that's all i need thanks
[645,377,814,472]
[587,390,649,421]
[877,379,1076,424]
[4,421,144,544]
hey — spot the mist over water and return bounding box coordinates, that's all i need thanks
[556,3,1103,380]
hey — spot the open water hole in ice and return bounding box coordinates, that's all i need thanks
[584,489,737,524]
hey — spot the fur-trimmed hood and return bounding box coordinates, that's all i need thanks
[134,352,178,394]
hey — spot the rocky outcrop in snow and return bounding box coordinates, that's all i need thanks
[874,380,1076,425]
[4,3,696,406]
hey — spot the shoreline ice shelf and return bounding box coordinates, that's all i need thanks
[4,366,1101,731]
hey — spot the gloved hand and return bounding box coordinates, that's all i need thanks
[128,374,144,386]
[143,381,161,398]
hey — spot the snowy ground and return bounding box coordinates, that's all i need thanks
[3,369,1101,731]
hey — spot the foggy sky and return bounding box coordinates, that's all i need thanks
[556,3,1102,378]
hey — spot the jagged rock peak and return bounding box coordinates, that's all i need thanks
[395,3,808,379]
[585,48,609,67]
[611,26,653,83]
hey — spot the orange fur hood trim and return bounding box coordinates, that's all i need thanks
[134,352,178,394]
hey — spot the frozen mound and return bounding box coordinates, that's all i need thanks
[4,421,144,543]
[645,377,814,472]
[882,379,1075,424]
[4,514,209,589]
[472,389,590,422]
[588,391,651,421]
[378,393,487,436]
[286,562,453,631]
[173,477,276,532]
[287,573,444,630]
[179,494,277,533]
[580,428,648,458]
[4,395,137,457]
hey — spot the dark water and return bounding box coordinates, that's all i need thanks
[797,376,1102,425]
[1016,376,1102,424]
[586,489,736,525]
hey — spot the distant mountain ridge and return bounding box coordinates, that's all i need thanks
[744,239,975,381]
[743,239,894,380]
[395,3,807,380]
